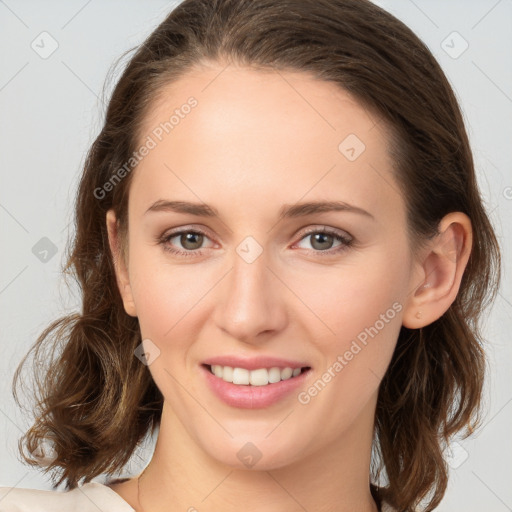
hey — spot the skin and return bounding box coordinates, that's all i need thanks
[106,61,472,512]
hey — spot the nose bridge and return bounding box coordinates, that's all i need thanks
[213,237,286,342]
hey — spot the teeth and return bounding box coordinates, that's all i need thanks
[233,367,250,385]
[222,366,234,382]
[281,367,293,380]
[249,368,267,386]
[209,365,306,386]
[268,367,281,383]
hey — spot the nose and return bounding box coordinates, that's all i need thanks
[212,245,288,345]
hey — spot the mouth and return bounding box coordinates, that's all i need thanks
[201,362,312,409]
[202,363,312,386]
[199,353,314,409]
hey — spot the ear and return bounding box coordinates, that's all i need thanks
[402,212,472,329]
[106,209,137,317]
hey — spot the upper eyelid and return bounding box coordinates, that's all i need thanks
[298,225,352,237]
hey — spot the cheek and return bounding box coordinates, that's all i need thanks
[131,265,197,336]
[127,240,218,346]
[293,259,405,425]
[298,252,407,334]
[292,244,409,383]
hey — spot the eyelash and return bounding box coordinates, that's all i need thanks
[157,226,353,258]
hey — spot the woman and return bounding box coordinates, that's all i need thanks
[0,0,501,511]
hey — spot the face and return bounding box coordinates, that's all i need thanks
[109,62,420,470]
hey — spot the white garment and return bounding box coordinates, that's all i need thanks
[0,482,135,512]
[0,481,396,511]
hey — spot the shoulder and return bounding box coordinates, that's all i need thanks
[0,482,135,512]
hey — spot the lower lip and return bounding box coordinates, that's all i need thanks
[201,364,311,409]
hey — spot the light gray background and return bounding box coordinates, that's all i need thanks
[1,1,511,510]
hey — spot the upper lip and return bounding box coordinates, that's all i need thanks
[202,355,311,371]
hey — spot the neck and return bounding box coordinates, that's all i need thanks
[138,398,379,512]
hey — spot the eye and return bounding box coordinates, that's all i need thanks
[294,227,353,256]
[157,226,353,258]
[157,228,214,257]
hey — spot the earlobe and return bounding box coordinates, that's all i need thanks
[402,212,472,329]
[106,209,138,317]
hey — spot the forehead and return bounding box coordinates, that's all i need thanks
[140,63,382,153]
[130,63,403,222]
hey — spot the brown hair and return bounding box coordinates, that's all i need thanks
[13,1,501,510]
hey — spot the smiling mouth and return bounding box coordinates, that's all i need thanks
[203,364,311,386]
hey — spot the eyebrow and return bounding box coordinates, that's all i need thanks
[145,199,374,221]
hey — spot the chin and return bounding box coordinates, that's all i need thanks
[200,434,310,472]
